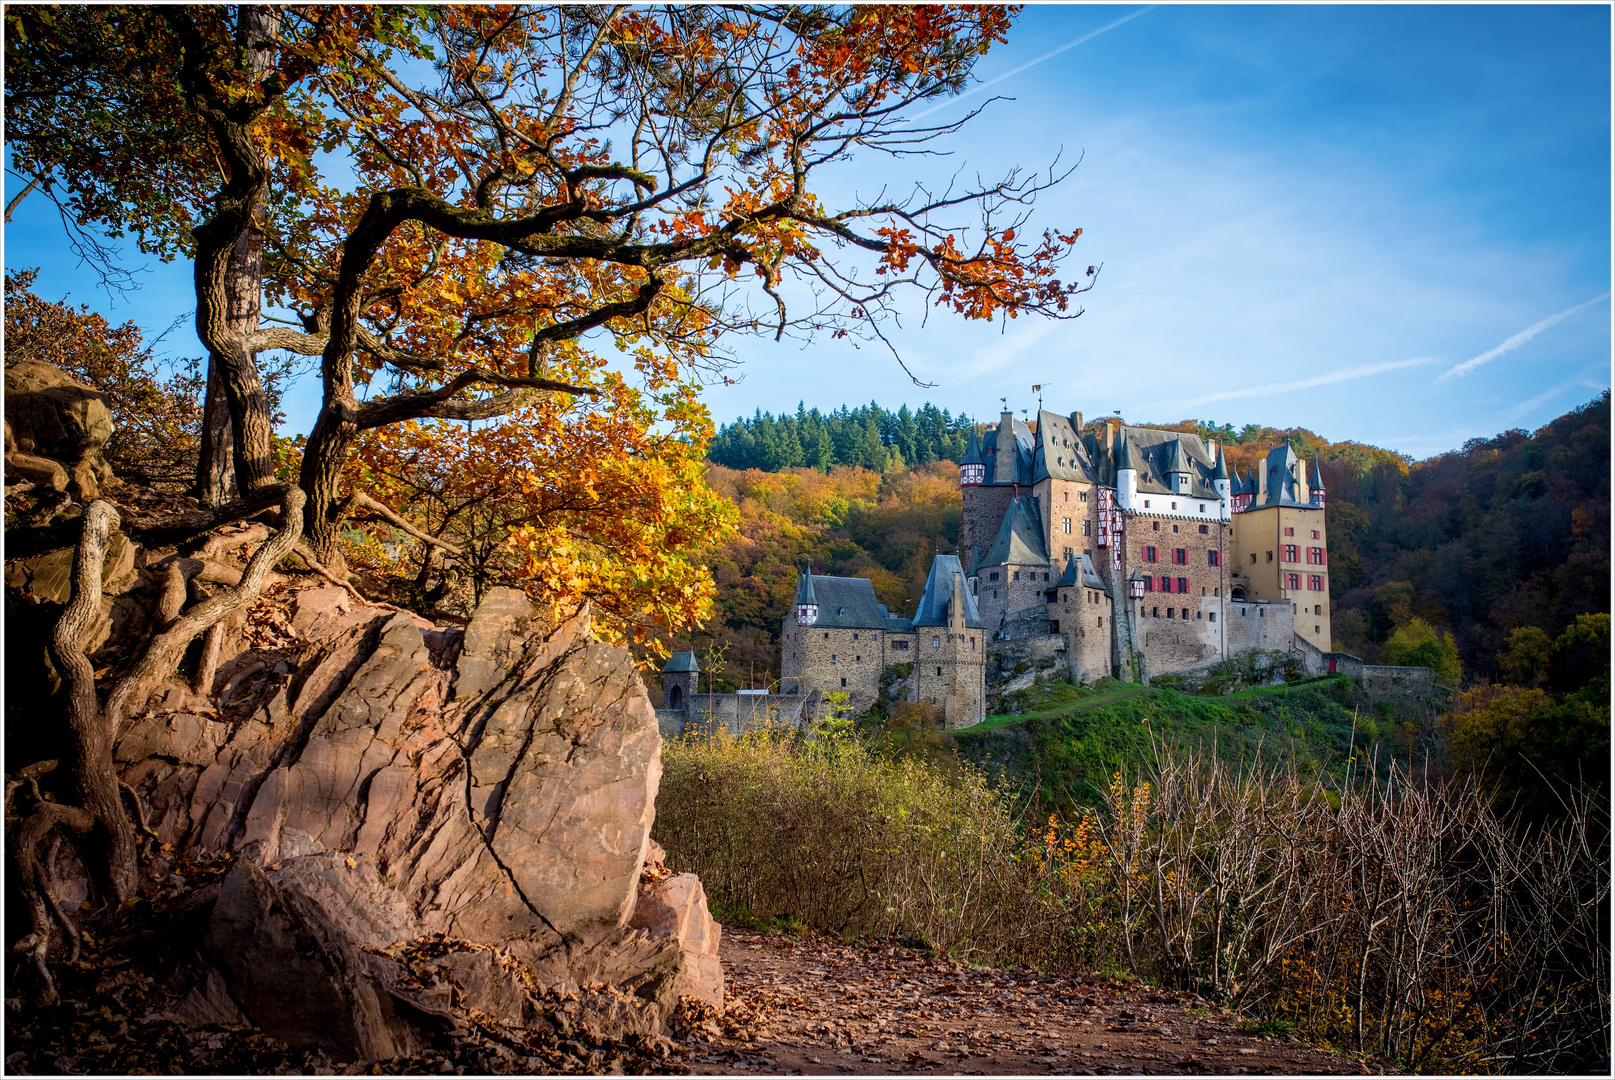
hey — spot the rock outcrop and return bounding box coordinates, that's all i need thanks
[113,584,722,1060]
[4,359,114,500]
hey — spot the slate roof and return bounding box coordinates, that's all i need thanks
[911,554,985,629]
[789,571,889,629]
[960,425,985,467]
[978,495,1049,569]
[878,604,915,634]
[1050,552,1104,591]
[981,415,1036,485]
[662,651,699,673]
[1253,443,1316,509]
[1116,426,1222,499]
[1031,410,1098,483]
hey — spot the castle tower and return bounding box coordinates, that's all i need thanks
[1212,443,1232,519]
[794,567,819,626]
[959,424,986,487]
[660,651,700,711]
[1309,460,1327,507]
[1114,432,1139,510]
[911,555,986,729]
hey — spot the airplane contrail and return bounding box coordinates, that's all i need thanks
[911,7,1158,122]
[1436,292,1611,382]
[1137,356,1440,413]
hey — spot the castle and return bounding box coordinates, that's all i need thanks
[779,554,988,728]
[662,406,1336,734]
[959,409,1332,683]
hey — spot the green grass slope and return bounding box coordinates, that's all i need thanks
[954,675,1381,809]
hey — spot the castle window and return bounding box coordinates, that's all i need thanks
[1285,573,1301,589]
[1063,490,1069,502]
[1283,544,1299,562]
[1260,608,1265,617]
[1312,530,1320,539]
[1173,548,1187,564]
[1143,576,1154,592]
[824,632,830,639]
[831,654,836,661]
[1178,577,1189,593]
[1316,625,1321,634]
[1285,527,1295,536]
[1097,616,1103,627]
[1049,621,1060,634]
[1208,550,1221,567]
[853,633,859,640]
[1080,491,1088,502]
[841,678,847,687]
[1144,500,1151,508]
[1172,524,1179,533]
[1199,504,1205,513]
[1152,607,1160,618]
[989,571,1000,581]
[1199,524,1209,534]
[1083,520,1091,536]
[970,638,976,650]
[1167,608,1174,618]
[1012,571,1019,581]
[1143,546,1158,563]
[1315,604,1323,615]
[933,637,941,649]
[937,667,943,676]
[1183,608,1190,619]
[1152,521,1159,531]
[893,640,909,651]
[1251,554,1258,565]
[1308,574,1324,591]
[1062,517,1072,534]
[1043,572,1050,582]
[1064,546,1073,559]
[856,655,861,662]
[1266,551,1273,563]
[1209,612,1216,622]
[1171,502,1177,510]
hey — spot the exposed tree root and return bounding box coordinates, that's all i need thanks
[11,489,307,1004]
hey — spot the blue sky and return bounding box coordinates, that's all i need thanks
[6,4,1610,459]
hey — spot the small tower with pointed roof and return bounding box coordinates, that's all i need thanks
[794,567,820,626]
[959,425,986,487]
[660,651,700,711]
[1309,461,1326,507]
[1114,432,1140,509]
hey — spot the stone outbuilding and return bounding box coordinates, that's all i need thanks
[660,651,699,710]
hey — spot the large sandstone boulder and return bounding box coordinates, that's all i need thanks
[4,359,114,499]
[115,585,723,1060]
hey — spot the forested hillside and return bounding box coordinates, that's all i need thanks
[668,394,1610,694]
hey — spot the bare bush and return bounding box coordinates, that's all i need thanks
[658,728,1609,1072]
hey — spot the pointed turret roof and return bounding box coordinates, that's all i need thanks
[793,567,817,607]
[979,495,1049,568]
[961,424,985,466]
[1115,431,1140,473]
[1310,460,1326,488]
[1213,443,1229,480]
[912,554,984,628]
[662,651,700,673]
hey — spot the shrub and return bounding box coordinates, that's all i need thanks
[1380,618,1461,685]
[658,726,1609,1073]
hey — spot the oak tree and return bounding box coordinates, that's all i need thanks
[4,3,1090,992]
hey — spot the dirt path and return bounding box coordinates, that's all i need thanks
[678,925,1377,1076]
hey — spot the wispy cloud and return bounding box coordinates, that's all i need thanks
[1436,292,1611,382]
[910,7,1157,122]
[1134,355,1439,414]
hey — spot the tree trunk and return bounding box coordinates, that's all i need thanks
[298,396,358,568]
[195,358,237,505]
[190,6,279,502]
